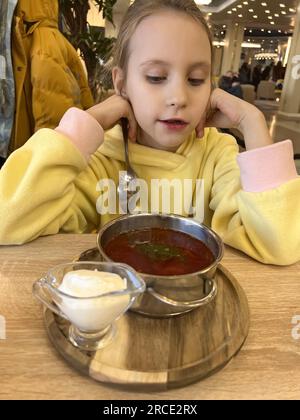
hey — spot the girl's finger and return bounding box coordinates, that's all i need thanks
[196,126,204,138]
[125,105,138,143]
[195,115,206,138]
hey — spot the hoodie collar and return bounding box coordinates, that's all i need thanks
[98,124,207,171]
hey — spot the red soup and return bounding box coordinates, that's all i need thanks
[103,228,215,276]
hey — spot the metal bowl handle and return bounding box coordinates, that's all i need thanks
[147,277,217,309]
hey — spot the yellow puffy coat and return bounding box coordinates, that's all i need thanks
[10,0,94,153]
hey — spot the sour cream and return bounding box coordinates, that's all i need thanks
[58,270,130,332]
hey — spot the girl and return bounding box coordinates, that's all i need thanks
[0,0,299,265]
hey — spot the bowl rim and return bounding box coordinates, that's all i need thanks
[97,213,224,280]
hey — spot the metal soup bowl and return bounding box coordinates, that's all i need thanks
[97,214,224,318]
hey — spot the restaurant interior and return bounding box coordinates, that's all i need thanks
[1,0,300,400]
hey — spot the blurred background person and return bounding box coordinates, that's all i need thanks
[252,64,262,92]
[239,62,251,84]
[219,71,243,99]
[272,61,286,82]
[4,0,94,158]
[0,0,17,168]
[261,63,274,81]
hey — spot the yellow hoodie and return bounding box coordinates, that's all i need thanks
[0,116,299,265]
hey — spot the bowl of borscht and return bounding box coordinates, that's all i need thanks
[97,214,224,317]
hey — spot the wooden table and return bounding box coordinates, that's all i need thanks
[1,234,300,400]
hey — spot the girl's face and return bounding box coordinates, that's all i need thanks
[121,10,212,152]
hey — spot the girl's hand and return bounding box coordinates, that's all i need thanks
[196,88,273,150]
[86,94,138,142]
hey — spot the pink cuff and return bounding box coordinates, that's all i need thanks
[237,140,298,192]
[55,107,104,161]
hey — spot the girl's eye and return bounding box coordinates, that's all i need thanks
[146,76,205,85]
[188,78,205,86]
[146,76,166,83]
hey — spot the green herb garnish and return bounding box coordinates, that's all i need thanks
[135,242,185,262]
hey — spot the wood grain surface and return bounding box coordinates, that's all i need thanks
[1,234,300,400]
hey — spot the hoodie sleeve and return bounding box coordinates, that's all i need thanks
[0,128,102,245]
[209,133,300,265]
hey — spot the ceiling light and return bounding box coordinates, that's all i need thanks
[281,11,286,14]
[213,41,225,47]
[261,2,267,6]
[274,14,279,17]
[265,10,270,13]
[270,22,275,24]
[253,15,258,18]
[289,8,296,13]
[242,42,261,48]
[238,14,243,17]
[194,0,212,5]
[279,4,286,7]
[255,52,278,60]
[227,11,232,14]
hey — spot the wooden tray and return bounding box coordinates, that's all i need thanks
[43,264,250,390]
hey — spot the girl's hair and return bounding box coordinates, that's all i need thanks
[112,0,213,74]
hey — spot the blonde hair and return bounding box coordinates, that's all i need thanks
[112,0,213,74]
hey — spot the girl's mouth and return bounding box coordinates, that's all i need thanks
[158,119,188,131]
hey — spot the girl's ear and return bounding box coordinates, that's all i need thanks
[112,66,126,97]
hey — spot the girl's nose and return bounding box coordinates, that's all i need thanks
[166,82,187,109]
